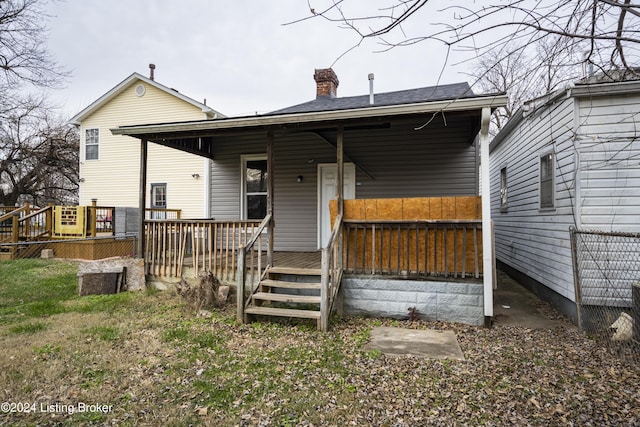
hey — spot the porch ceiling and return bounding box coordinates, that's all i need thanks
[111,94,507,159]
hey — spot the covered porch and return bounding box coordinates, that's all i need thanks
[112,85,505,330]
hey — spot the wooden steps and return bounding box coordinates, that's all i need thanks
[244,265,323,329]
[251,292,321,304]
[260,279,321,290]
[244,306,321,320]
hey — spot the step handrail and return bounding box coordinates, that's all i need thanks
[237,213,272,323]
[320,212,344,332]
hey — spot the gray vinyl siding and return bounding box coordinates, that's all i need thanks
[490,96,578,301]
[210,115,480,251]
[576,93,640,232]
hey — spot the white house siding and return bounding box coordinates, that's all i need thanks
[79,80,208,218]
[210,116,480,252]
[490,96,578,302]
[576,93,640,232]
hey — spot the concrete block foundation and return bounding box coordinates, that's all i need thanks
[342,276,484,326]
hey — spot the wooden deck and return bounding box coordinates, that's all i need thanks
[269,251,321,269]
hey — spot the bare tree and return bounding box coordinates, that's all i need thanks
[468,36,579,133]
[0,96,78,206]
[0,0,67,91]
[0,0,76,206]
[295,1,640,82]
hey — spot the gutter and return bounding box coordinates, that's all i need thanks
[111,94,508,137]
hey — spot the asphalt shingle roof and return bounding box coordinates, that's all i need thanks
[269,82,475,115]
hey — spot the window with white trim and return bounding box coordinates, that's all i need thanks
[242,155,267,220]
[539,152,555,209]
[85,128,99,160]
[500,167,508,212]
[150,183,167,219]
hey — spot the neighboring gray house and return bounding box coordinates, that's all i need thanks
[489,73,640,322]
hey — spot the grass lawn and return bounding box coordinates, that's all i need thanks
[0,259,638,426]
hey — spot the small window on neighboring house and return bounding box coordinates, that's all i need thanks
[540,152,555,209]
[150,183,167,219]
[242,155,267,220]
[500,167,508,212]
[85,128,99,160]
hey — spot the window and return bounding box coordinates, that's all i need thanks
[242,155,267,220]
[500,167,508,212]
[539,152,555,209]
[150,183,167,219]
[85,128,99,160]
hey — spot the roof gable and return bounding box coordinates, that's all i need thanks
[69,72,223,125]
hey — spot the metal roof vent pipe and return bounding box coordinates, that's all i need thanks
[149,63,156,81]
[368,73,375,105]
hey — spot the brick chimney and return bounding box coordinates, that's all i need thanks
[314,68,339,98]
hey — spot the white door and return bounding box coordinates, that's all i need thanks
[318,163,356,248]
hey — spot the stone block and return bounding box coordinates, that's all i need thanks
[468,283,484,295]
[40,249,55,259]
[79,272,121,296]
[78,257,145,291]
[416,292,437,305]
[445,283,470,295]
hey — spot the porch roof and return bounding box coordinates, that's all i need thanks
[110,92,507,159]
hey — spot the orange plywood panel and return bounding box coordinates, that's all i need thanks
[344,199,366,220]
[455,196,481,220]
[329,200,337,225]
[441,197,456,220]
[364,199,379,220]
[428,197,443,220]
[372,198,403,220]
[403,197,429,220]
[477,197,483,219]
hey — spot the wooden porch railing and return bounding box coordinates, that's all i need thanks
[321,213,344,331]
[144,218,262,279]
[145,208,181,220]
[343,219,483,279]
[237,214,272,323]
[0,205,51,242]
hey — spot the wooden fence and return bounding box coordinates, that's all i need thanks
[145,219,262,280]
[333,196,484,279]
[343,219,482,278]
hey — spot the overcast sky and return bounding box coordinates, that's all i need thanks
[43,0,473,118]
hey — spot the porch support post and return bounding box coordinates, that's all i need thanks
[337,125,344,215]
[266,129,274,266]
[138,138,148,259]
[479,107,494,326]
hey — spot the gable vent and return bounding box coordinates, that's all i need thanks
[135,84,146,97]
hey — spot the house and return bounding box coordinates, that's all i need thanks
[113,68,507,330]
[70,65,223,219]
[489,73,640,324]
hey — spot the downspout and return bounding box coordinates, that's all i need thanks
[203,157,211,218]
[479,107,494,326]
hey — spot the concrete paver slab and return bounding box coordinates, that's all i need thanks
[363,327,465,360]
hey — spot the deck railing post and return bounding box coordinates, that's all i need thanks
[320,246,330,332]
[237,245,246,324]
[11,213,19,258]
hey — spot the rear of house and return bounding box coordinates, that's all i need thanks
[490,76,640,323]
[114,68,506,329]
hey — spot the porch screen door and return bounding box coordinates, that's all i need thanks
[318,163,355,248]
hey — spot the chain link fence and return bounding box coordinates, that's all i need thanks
[570,227,640,361]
